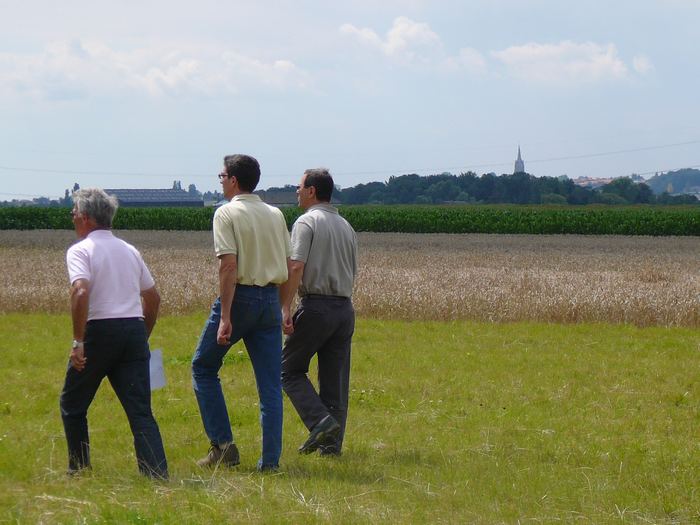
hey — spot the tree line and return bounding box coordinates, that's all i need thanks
[334,172,698,206]
[4,171,698,208]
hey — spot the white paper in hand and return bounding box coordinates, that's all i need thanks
[149,348,166,390]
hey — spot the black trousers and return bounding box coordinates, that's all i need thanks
[59,318,168,478]
[281,296,355,452]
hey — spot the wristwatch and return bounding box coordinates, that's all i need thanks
[72,339,84,349]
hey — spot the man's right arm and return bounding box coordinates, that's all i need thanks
[279,258,305,335]
[279,218,312,334]
[217,253,238,344]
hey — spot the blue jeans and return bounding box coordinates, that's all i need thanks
[192,285,283,469]
[59,318,168,479]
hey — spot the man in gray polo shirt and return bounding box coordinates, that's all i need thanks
[280,168,358,456]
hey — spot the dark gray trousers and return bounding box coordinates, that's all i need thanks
[59,318,168,478]
[282,296,354,452]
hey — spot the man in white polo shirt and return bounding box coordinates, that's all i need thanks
[192,154,291,472]
[60,188,168,479]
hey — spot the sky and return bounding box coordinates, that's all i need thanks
[1,0,699,200]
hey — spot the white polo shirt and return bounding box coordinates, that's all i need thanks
[66,230,155,321]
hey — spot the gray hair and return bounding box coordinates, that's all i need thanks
[73,188,119,228]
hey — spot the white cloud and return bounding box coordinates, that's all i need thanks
[442,47,487,73]
[341,16,442,64]
[340,16,485,72]
[383,16,442,60]
[221,52,310,91]
[491,41,632,84]
[339,24,387,51]
[632,54,654,74]
[0,39,312,100]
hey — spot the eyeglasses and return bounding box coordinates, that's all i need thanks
[218,172,227,181]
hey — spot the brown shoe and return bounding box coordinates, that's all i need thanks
[197,443,240,468]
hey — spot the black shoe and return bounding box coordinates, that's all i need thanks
[319,445,342,457]
[197,443,240,468]
[298,415,341,455]
[257,463,280,473]
[66,465,91,477]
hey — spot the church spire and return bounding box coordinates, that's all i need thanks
[514,145,525,174]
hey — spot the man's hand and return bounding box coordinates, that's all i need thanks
[70,345,86,371]
[282,306,294,335]
[217,318,232,345]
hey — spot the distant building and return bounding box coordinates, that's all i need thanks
[571,176,616,189]
[104,188,204,207]
[254,188,341,207]
[514,146,525,174]
[571,174,647,190]
[256,190,299,207]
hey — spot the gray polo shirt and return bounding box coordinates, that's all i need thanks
[290,203,357,298]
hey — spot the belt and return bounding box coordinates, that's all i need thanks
[237,283,278,289]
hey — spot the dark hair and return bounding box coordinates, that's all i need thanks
[73,188,118,227]
[303,168,334,202]
[223,154,260,192]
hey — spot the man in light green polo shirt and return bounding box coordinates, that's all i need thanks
[192,154,291,472]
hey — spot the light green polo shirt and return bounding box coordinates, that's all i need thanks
[213,194,292,285]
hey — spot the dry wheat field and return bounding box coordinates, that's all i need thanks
[1,230,698,326]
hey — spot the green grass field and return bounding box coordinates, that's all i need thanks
[2,314,700,523]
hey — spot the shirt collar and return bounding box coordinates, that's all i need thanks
[307,203,338,214]
[87,229,113,239]
[232,193,262,202]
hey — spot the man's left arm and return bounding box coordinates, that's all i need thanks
[217,254,238,345]
[69,278,90,371]
[141,286,161,339]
